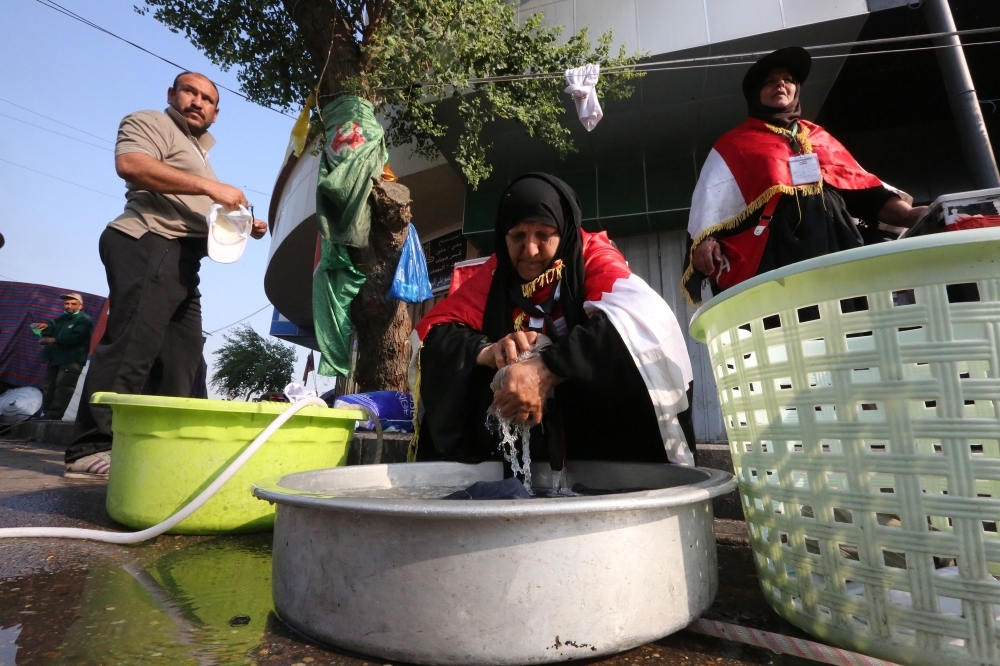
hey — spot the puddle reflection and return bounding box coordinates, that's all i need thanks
[1,536,286,665]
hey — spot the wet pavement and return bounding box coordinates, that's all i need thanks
[0,438,816,666]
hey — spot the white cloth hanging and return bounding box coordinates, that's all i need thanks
[564,64,603,131]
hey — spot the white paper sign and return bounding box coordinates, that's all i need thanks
[788,153,822,186]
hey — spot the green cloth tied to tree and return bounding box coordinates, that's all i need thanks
[312,243,365,376]
[312,95,388,377]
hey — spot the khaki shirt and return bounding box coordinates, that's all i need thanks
[108,106,219,239]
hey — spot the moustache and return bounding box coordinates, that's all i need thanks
[183,107,205,118]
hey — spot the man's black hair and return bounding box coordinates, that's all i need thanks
[171,71,220,101]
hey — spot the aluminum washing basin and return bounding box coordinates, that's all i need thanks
[253,461,737,665]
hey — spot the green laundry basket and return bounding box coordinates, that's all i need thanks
[95,393,365,535]
[690,228,1000,666]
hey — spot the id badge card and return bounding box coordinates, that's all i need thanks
[788,153,822,185]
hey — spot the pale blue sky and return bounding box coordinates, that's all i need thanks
[1,0,334,395]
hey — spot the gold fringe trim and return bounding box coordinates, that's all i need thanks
[513,312,527,332]
[407,344,422,463]
[521,261,563,298]
[765,122,813,154]
[681,181,824,306]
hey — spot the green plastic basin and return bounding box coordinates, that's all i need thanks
[94,392,365,535]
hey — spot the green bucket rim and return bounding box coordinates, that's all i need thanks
[90,392,366,421]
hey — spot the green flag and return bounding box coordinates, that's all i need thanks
[316,96,388,247]
[312,96,387,377]
[312,242,364,377]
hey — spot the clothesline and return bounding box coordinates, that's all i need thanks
[379,25,1000,90]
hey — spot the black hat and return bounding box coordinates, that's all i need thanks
[742,46,811,101]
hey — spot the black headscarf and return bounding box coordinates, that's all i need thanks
[483,173,586,341]
[742,46,811,129]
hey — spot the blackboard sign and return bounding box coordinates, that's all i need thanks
[422,229,467,292]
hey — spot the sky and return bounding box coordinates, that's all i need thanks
[0,0,337,397]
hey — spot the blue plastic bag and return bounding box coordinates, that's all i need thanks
[332,390,415,433]
[388,223,433,303]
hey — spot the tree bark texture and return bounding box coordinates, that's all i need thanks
[347,179,413,392]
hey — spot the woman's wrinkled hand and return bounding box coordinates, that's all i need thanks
[692,237,722,276]
[476,330,539,369]
[491,356,562,426]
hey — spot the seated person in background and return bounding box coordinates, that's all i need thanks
[410,173,695,467]
[683,47,927,303]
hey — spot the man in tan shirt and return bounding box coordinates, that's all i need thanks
[67,71,267,478]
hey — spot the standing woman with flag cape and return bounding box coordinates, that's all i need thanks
[409,173,695,467]
[683,47,927,304]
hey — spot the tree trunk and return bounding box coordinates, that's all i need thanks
[347,179,413,392]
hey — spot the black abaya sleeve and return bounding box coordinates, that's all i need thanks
[418,323,496,460]
[539,310,628,383]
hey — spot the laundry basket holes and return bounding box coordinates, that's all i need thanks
[946,282,981,303]
[772,500,785,515]
[788,441,804,453]
[852,367,880,383]
[953,322,986,341]
[858,401,884,421]
[883,550,907,568]
[970,443,985,455]
[736,411,748,427]
[719,330,733,347]
[920,476,950,494]
[763,314,782,330]
[791,470,809,488]
[983,520,997,533]
[820,439,843,454]
[808,372,833,388]
[833,507,854,523]
[840,545,861,562]
[780,406,798,424]
[892,289,916,307]
[805,537,821,554]
[845,331,875,352]
[868,441,888,454]
[898,326,927,344]
[815,404,838,422]
[724,358,736,373]
[800,504,815,519]
[775,376,793,391]
[767,344,788,364]
[797,305,822,323]
[817,604,832,620]
[754,410,769,425]
[877,512,902,527]
[906,362,933,379]
[840,296,870,313]
[928,515,953,530]
[802,338,827,357]
[748,381,764,395]
[765,470,780,486]
[744,441,754,453]
[742,351,758,368]
[780,532,789,546]
[759,440,770,453]
[825,472,848,490]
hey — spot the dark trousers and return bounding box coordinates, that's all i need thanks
[41,362,83,419]
[68,228,205,462]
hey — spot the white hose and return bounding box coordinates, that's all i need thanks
[0,397,329,543]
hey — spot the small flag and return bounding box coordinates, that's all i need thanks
[303,351,315,382]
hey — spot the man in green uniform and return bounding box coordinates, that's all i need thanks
[31,293,94,420]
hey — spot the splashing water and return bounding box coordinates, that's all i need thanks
[487,413,532,493]
[486,336,552,495]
